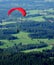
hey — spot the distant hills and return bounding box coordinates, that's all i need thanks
[0,0,54,9]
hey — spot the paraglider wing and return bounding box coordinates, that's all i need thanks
[8,7,26,16]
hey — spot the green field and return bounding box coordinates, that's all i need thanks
[25,16,45,22]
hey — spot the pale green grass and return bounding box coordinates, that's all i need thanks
[0,21,16,25]
[27,16,45,22]
[22,45,52,53]
[47,9,54,13]
[27,10,43,15]
[45,15,54,18]
[0,40,13,48]
[23,16,45,22]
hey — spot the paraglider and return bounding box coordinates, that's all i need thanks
[8,7,27,33]
[8,7,26,16]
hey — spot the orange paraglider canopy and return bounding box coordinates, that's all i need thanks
[8,7,26,16]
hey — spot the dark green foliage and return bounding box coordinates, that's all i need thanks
[0,51,54,65]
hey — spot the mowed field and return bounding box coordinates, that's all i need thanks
[0,9,54,53]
